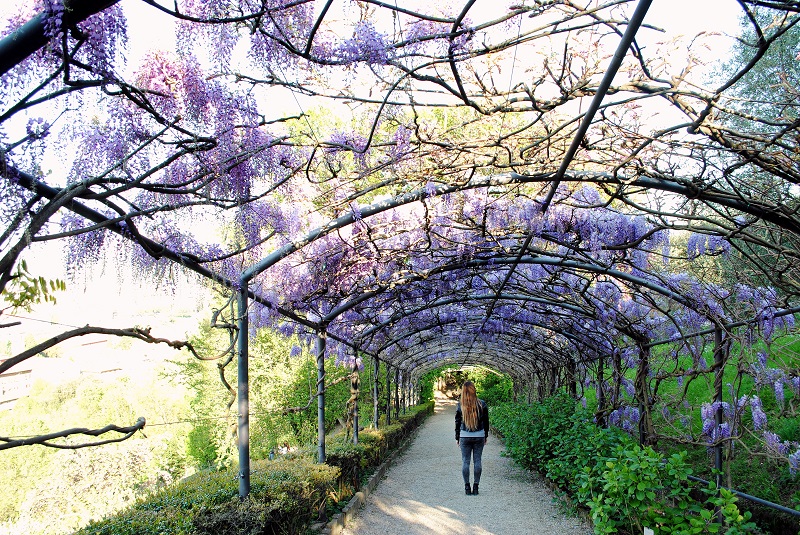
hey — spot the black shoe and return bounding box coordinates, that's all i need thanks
[472,484,479,495]
[465,483,472,495]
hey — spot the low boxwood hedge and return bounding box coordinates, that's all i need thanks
[75,401,434,535]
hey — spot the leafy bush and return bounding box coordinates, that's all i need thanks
[187,424,220,469]
[74,401,434,535]
[76,458,338,535]
[475,372,514,405]
[492,395,758,534]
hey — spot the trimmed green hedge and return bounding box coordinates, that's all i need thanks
[74,401,434,535]
[75,458,338,535]
[326,401,434,491]
[492,395,758,534]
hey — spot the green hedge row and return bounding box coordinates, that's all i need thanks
[76,402,434,535]
[492,395,758,535]
[326,401,434,491]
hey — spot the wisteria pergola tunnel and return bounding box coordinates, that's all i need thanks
[2,0,800,509]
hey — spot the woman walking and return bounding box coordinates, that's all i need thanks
[455,380,489,495]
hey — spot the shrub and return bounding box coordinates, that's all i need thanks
[76,458,338,535]
[74,401,434,535]
[492,395,758,534]
[326,401,435,491]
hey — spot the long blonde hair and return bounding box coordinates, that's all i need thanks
[460,381,479,431]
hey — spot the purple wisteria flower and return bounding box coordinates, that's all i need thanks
[339,21,391,65]
[774,380,785,406]
[26,117,49,139]
[750,396,767,430]
[42,0,65,39]
[609,406,640,433]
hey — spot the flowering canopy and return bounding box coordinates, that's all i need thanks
[1,0,800,461]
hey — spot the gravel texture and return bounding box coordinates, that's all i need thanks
[339,394,594,535]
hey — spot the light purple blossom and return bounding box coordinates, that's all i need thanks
[750,396,767,430]
[774,380,785,406]
[26,117,49,139]
[338,21,391,65]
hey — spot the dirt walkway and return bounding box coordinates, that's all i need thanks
[340,394,594,535]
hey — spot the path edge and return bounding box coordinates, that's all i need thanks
[313,423,425,535]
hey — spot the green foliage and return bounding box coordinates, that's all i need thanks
[73,401,434,535]
[435,365,515,404]
[176,322,386,465]
[76,458,340,535]
[2,260,66,311]
[473,371,514,405]
[492,395,759,534]
[326,402,434,494]
[187,424,219,469]
[0,375,189,535]
[417,368,439,402]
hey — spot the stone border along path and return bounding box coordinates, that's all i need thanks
[333,393,594,535]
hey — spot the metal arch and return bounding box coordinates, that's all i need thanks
[389,341,536,382]
[376,318,594,372]
[353,293,590,343]
[317,254,692,359]
[407,358,527,385]
[363,301,616,362]
[396,343,536,380]
[236,168,800,289]
[353,302,584,354]
[378,332,563,374]
[371,316,575,362]
[402,350,530,384]
[11,167,800,296]
[397,342,553,378]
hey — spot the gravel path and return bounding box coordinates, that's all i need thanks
[340,394,594,535]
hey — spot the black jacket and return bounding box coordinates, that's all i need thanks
[455,399,489,440]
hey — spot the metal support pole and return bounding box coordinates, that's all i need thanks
[236,286,251,498]
[402,373,407,414]
[373,356,379,429]
[352,361,359,445]
[386,365,392,425]
[395,368,400,420]
[316,330,326,463]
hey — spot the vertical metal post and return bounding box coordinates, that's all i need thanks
[373,357,379,429]
[316,330,326,463]
[386,365,392,425]
[236,286,250,498]
[352,361,360,445]
[402,373,407,414]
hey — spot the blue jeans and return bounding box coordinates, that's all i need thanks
[460,437,485,485]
